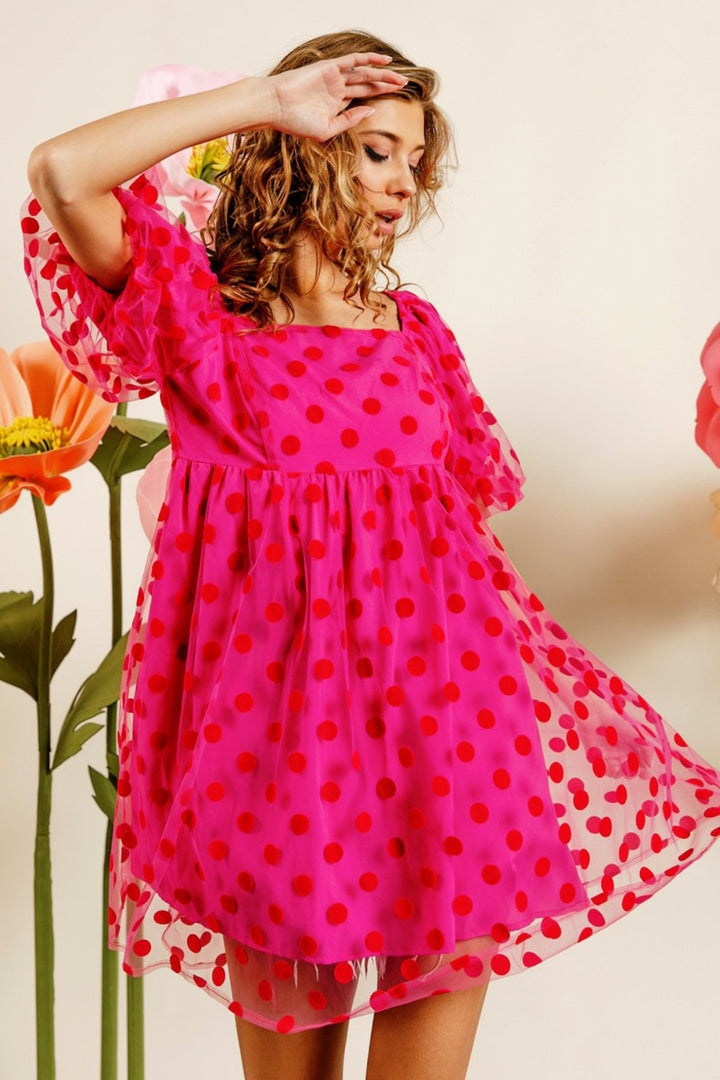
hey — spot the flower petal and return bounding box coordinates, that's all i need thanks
[0,430,108,479]
[131,64,246,108]
[700,321,720,401]
[130,64,244,228]
[181,185,221,231]
[0,479,22,514]
[11,341,115,443]
[136,445,172,541]
[0,347,32,424]
[695,381,720,467]
[0,473,71,513]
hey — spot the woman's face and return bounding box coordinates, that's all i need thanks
[353,97,426,251]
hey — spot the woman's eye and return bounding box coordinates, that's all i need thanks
[363,146,388,163]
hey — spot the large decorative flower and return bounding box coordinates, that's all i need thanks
[136,444,171,541]
[0,342,115,512]
[133,64,245,232]
[696,321,720,467]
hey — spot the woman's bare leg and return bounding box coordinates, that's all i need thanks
[364,983,489,1080]
[232,1015,351,1080]
[365,935,495,1080]
[224,935,353,1080]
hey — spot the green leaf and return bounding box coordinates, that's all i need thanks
[51,610,77,678]
[0,591,33,614]
[90,416,170,486]
[112,416,168,443]
[88,765,117,820]
[0,591,43,699]
[52,632,129,769]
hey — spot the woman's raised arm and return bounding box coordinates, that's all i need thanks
[27,53,407,291]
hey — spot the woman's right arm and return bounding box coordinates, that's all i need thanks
[27,53,407,292]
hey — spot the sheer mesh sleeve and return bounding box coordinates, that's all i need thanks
[418,297,526,519]
[20,173,219,402]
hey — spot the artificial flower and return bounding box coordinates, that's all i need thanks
[136,444,171,541]
[132,64,245,231]
[696,321,720,467]
[0,342,115,513]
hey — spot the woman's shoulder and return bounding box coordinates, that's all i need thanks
[390,288,454,339]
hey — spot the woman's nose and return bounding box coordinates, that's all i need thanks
[390,161,417,198]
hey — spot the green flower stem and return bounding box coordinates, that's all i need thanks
[100,820,118,1080]
[127,975,144,1079]
[99,400,145,1080]
[100,425,123,1080]
[32,496,55,1080]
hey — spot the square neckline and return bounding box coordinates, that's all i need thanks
[222,290,407,335]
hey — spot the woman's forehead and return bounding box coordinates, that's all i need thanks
[356,98,426,147]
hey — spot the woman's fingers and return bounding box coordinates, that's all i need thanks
[336,52,396,71]
[266,52,409,140]
[335,53,409,95]
[326,104,378,138]
[343,66,408,91]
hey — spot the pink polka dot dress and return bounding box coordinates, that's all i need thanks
[21,174,720,1033]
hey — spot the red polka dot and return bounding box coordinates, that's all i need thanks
[290,814,310,835]
[394,897,414,919]
[482,864,502,885]
[208,840,228,860]
[491,955,511,975]
[327,903,348,925]
[493,768,511,790]
[432,775,451,796]
[365,930,384,950]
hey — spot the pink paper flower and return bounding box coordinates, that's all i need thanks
[132,64,246,231]
[696,321,720,467]
[136,444,172,541]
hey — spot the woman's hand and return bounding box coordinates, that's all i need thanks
[264,53,409,141]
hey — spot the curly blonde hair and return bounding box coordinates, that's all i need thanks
[203,30,454,328]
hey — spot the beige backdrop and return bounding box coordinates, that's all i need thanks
[2,1,720,1076]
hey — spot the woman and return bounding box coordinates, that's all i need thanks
[22,28,720,1080]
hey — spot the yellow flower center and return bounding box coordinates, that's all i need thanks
[0,416,71,458]
[186,138,231,184]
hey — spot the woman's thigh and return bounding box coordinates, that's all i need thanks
[231,1015,351,1080]
[224,935,355,1080]
[365,934,496,1080]
[365,981,489,1080]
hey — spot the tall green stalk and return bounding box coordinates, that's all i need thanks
[32,496,55,1080]
[98,400,145,1080]
[99,460,121,1080]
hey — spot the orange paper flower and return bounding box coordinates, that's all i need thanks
[0,342,115,513]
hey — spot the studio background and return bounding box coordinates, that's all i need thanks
[2,1,719,1076]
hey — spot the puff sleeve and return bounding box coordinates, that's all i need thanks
[418,297,526,519]
[20,173,219,403]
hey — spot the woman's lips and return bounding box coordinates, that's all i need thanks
[375,213,401,236]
